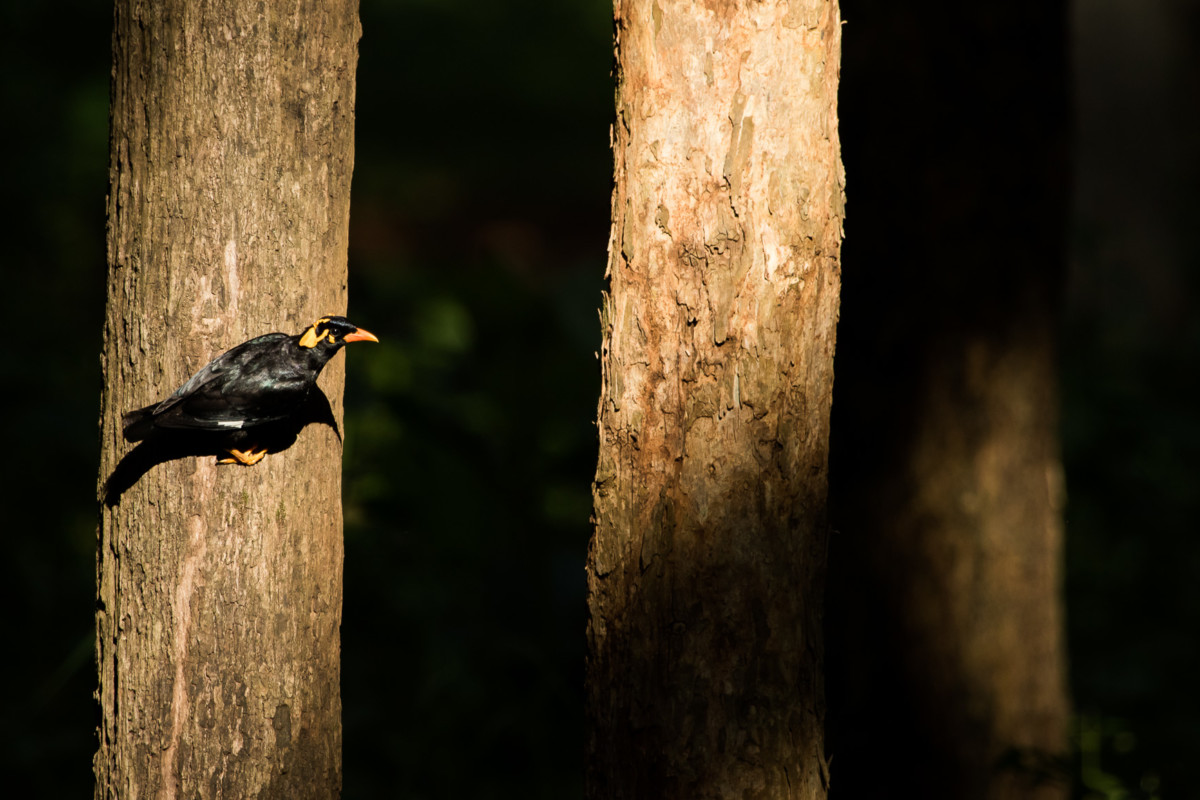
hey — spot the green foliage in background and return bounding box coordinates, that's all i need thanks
[2,2,109,794]
[4,0,1199,797]
[341,262,599,799]
[331,1,612,796]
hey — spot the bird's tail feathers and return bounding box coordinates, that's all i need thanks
[122,405,157,442]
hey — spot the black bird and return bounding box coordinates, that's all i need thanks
[122,315,378,465]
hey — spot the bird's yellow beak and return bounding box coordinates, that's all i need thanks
[343,328,379,344]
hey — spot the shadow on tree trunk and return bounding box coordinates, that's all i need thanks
[101,389,340,507]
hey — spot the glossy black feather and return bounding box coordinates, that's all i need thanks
[122,318,370,443]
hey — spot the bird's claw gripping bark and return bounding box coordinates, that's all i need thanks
[218,447,268,466]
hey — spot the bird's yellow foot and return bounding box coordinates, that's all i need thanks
[218,446,268,466]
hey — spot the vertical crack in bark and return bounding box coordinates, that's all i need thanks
[163,469,211,799]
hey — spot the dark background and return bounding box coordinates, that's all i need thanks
[3,1,1196,797]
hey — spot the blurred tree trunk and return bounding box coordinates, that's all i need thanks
[587,2,844,798]
[827,3,1070,799]
[95,2,358,798]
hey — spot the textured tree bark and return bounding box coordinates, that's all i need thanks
[588,2,844,798]
[95,2,359,798]
[827,2,1070,798]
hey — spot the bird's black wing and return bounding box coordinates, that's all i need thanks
[149,333,313,431]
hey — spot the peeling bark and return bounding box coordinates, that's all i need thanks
[95,2,359,798]
[588,2,844,798]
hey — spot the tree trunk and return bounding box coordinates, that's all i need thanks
[95,2,359,798]
[827,3,1070,798]
[588,2,844,798]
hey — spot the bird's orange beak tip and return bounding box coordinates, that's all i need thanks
[344,328,379,344]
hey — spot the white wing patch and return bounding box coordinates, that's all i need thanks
[217,420,245,429]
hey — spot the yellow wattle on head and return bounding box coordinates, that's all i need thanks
[298,315,377,348]
[299,317,333,349]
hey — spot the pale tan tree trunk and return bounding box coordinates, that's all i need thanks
[588,2,844,798]
[95,1,359,798]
